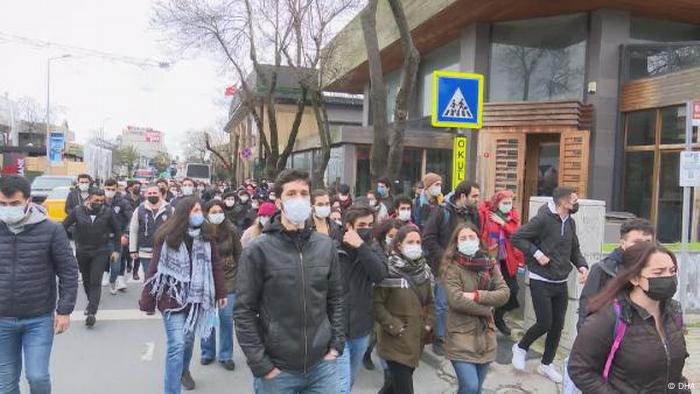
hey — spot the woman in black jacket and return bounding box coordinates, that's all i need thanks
[63,188,121,327]
[568,242,690,393]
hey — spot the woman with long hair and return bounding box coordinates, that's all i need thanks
[139,197,227,394]
[199,200,243,370]
[568,243,689,393]
[441,223,509,394]
[373,225,434,394]
[478,190,523,336]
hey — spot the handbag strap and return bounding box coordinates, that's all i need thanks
[603,299,627,381]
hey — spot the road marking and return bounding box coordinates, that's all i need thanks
[141,342,155,362]
[70,309,160,322]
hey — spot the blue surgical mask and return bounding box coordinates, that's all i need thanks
[458,239,480,256]
[377,185,387,197]
[499,202,513,214]
[190,213,205,227]
[283,197,312,226]
[0,204,27,224]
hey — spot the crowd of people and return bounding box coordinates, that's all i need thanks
[0,168,691,394]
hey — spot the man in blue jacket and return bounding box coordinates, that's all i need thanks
[0,175,78,393]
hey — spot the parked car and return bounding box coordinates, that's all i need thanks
[42,186,72,222]
[30,175,75,203]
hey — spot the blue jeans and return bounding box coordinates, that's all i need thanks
[140,257,151,278]
[201,293,236,362]
[337,335,370,394]
[163,313,195,394]
[434,281,448,339]
[451,361,490,394]
[0,313,54,394]
[255,359,338,394]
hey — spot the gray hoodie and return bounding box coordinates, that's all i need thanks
[6,203,49,234]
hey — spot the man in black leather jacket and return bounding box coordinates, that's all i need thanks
[234,169,345,393]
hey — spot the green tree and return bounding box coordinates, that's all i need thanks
[114,146,140,177]
[152,152,172,174]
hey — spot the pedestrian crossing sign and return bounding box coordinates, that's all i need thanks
[431,70,484,129]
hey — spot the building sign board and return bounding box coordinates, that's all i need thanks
[432,70,484,129]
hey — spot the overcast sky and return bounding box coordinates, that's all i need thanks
[0,0,231,158]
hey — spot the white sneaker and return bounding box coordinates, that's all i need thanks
[115,276,128,291]
[109,283,117,295]
[511,343,527,371]
[537,363,563,383]
[101,272,110,287]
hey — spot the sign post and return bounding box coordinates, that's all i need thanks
[679,100,699,315]
[432,70,484,187]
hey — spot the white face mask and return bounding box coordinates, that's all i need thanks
[314,206,331,219]
[282,197,312,226]
[429,185,442,197]
[398,209,411,222]
[239,196,249,203]
[208,213,226,225]
[259,216,270,226]
[224,199,236,208]
[182,186,194,196]
[499,202,513,214]
[105,191,116,199]
[458,239,480,256]
[0,203,27,224]
[78,183,89,192]
[402,244,423,261]
[338,195,349,202]
[385,236,394,247]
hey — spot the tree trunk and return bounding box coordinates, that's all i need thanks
[386,0,420,183]
[361,0,389,182]
[310,90,331,189]
[231,133,240,185]
[276,86,308,173]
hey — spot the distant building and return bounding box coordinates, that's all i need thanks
[116,126,167,167]
[0,95,18,146]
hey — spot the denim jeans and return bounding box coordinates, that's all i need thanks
[255,359,338,394]
[201,293,236,362]
[434,281,448,339]
[108,252,121,283]
[140,258,152,279]
[451,361,489,394]
[337,335,370,394]
[163,312,195,394]
[0,313,54,394]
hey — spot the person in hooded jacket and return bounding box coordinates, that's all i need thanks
[374,225,434,394]
[442,223,509,394]
[129,184,174,281]
[240,202,276,248]
[334,183,353,213]
[199,200,242,371]
[511,186,589,383]
[568,242,689,394]
[422,180,481,356]
[413,173,443,230]
[478,190,524,336]
[104,178,134,294]
[577,218,654,330]
[336,205,388,393]
[232,190,254,230]
[63,188,121,327]
[64,173,92,214]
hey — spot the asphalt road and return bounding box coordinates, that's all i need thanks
[23,276,454,394]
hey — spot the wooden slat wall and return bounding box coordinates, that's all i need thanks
[558,130,591,197]
[482,101,593,129]
[620,67,700,112]
[476,131,526,214]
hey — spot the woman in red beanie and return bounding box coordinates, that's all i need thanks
[478,190,524,336]
[240,202,277,248]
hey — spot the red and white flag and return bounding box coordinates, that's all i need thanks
[225,85,237,96]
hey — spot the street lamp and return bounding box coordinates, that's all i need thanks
[46,54,71,160]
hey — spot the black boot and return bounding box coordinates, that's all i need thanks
[363,348,375,370]
[181,371,195,391]
[494,309,511,336]
[432,337,445,357]
[378,369,393,394]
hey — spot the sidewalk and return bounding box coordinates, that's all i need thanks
[422,313,700,393]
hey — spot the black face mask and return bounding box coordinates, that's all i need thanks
[570,202,580,214]
[90,203,103,212]
[357,228,374,243]
[147,196,160,205]
[643,275,677,301]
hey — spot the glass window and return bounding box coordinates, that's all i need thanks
[623,151,654,219]
[355,146,371,195]
[657,152,685,242]
[396,148,422,195]
[631,17,700,43]
[626,110,656,146]
[426,149,452,194]
[417,41,460,117]
[626,44,700,80]
[490,14,587,102]
[660,105,696,145]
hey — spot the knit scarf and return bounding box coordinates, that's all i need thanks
[147,232,217,339]
[377,253,432,288]
[455,253,493,290]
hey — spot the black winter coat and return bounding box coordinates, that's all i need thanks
[64,188,88,214]
[338,241,387,339]
[511,203,587,281]
[0,218,78,318]
[577,248,623,329]
[234,216,345,377]
[569,296,690,394]
[106,193,134,233]
[63,205,121,252]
